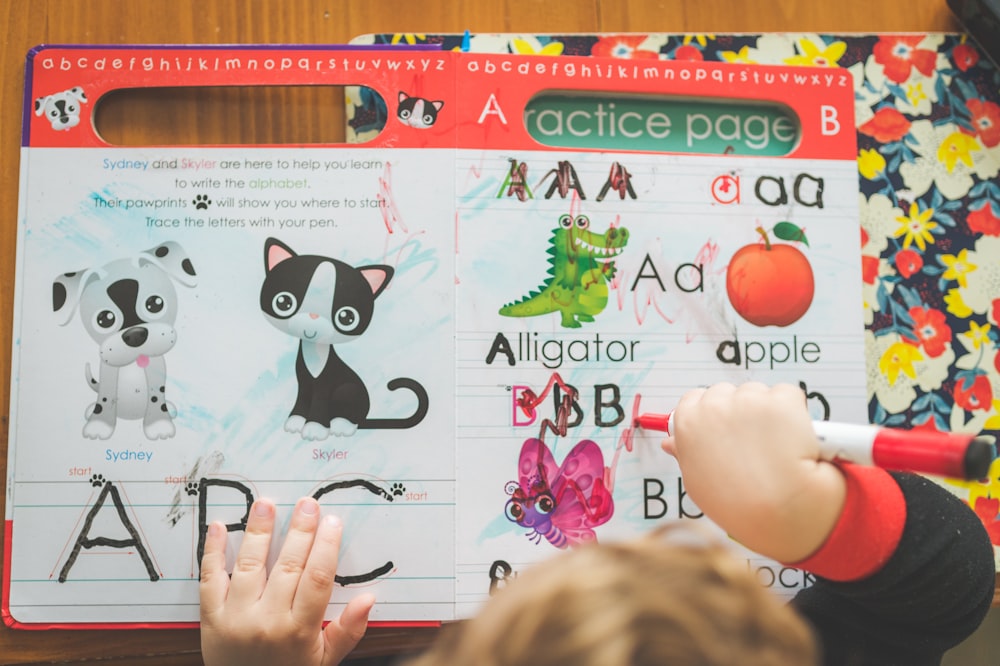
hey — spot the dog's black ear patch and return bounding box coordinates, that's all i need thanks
[155,246,169,258]
[181,258,196,277]
[53,282,68,312]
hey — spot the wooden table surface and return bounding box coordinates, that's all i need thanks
[0,0,967,663]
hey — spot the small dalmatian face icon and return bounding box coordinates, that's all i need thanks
[34,86,87,131]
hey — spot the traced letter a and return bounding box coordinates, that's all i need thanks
[59,480,159,582]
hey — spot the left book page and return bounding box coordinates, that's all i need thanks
[4,45,456,627]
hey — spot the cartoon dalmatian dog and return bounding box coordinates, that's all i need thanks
[35,86,87,131]
[53,242,197,440]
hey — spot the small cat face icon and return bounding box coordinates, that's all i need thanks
[397,91,444,129]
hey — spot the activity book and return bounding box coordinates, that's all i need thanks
[5,44,863,627]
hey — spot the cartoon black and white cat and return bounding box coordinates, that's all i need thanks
[397,91,443,129]
[260,237,428,440]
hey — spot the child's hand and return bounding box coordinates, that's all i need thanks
[200,497,375,666]
[661,382,847,563]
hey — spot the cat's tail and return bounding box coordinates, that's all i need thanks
[360,378,428,429]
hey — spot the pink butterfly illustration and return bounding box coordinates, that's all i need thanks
[504,438,614,548]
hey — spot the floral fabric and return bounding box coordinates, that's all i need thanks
[350,32,1000,549]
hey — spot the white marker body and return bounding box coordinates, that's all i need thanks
[812,421,877,466]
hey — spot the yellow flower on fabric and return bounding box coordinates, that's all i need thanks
[683,34,714,47]
[906,82,928,108]
[985,400,1000,430]
[720,45,755,64]
[961,321,992,350]
[391,33,426,45]
[944,288,973,317]
[785,38,846,67]
[937,131,980,173]
[893,202,938,251]
[940,248,977,288]
[878,341,923,385]
[858,148,887,180]
[511,38,564,56]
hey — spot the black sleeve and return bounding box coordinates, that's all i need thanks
[791,472,996,666]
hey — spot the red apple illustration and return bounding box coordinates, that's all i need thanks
[726,224,814,327]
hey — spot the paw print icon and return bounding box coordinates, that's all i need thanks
[193,194,211,210]
[390,482,406,497]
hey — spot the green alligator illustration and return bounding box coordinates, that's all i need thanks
[499,214,630,328]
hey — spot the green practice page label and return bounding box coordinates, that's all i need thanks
[525,94,799,155]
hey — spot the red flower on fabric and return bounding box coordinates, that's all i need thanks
[674,45,704,61]
[873,35,937,83]
[894,248,923,278]
[906,306,951,357]
[910,417,943,433]
[861,255,879,284]
[859,229,879,284]
[859,107,912,143]
[992,298,1000,327]
[954,374,993,411]
[966,201,1000,236]
[592,35,660,59]
[952,43,980,71]
[972,497,1000,546]
[966,99,1000,148]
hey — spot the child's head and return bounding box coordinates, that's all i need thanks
[409,527,817,666]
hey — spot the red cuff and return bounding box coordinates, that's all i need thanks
[788,464,906,582]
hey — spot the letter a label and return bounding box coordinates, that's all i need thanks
[478,93,508,125]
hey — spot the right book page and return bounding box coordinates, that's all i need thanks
[449,52,867,617]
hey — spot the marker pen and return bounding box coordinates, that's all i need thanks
[634,412,996,480]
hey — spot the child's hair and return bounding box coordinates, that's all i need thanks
[408,527,817,666]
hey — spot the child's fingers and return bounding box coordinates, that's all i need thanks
[665,385,709,443]
[321,593,375,666]
[199,521,231,618]
[291,513,344,627]
[227,498,277,607]
[261,497,322,610]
